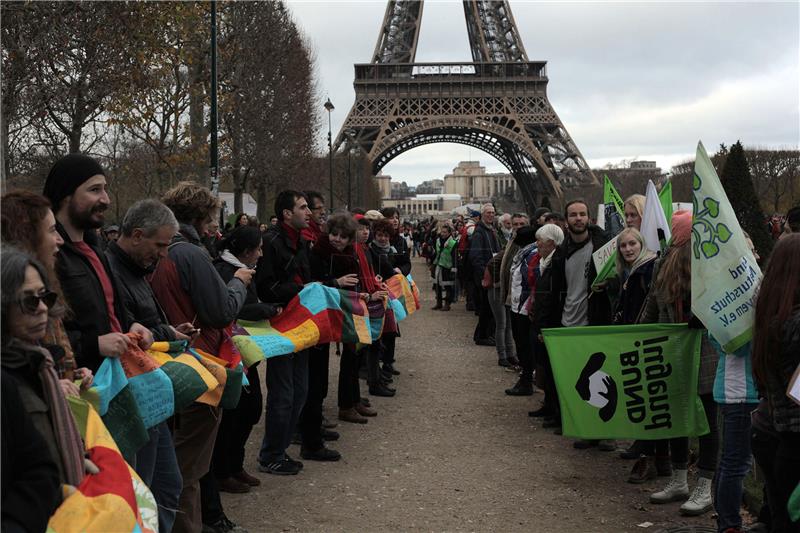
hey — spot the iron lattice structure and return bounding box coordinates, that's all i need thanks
[335,0,597,210]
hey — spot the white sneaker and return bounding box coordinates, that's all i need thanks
[650,469,689,503]
[680,476,713,516]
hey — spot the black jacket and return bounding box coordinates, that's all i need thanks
[468,222,500,276]
[256,224,311,305]
[613,258,656,325]
[546,224,613,327]
[105,241,175,342]
[55,223,131,372]
[389,234,412,276]
[310,234,360,289]
[366,241,402,281]
[1,372,61,533]
[213,257,280,322]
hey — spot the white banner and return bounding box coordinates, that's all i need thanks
[690,141,762,352]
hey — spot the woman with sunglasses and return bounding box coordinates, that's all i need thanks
[1,246,95,492]
[1,190,93,396]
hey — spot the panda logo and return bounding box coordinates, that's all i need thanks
[575,352,618,422]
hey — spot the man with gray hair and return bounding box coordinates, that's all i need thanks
[106,198,196,533]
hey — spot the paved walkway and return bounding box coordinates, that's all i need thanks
[224,258,716,532]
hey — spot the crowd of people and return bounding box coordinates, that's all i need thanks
[0,150,798,533]
[416,200,800,533]
[0,154,413,533]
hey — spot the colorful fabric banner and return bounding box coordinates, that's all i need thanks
[542,323,709,440]
[691,141,762,352]
[641,179,672,254]
[603,174,625,236]
[119,344,174,429]
[234,274,420,362]
[47,397,157,533]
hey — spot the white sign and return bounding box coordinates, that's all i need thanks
[592,236,618,274]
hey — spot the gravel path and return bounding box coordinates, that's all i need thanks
[223,258,717,532]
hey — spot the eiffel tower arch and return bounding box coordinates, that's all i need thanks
[334,0,598,212]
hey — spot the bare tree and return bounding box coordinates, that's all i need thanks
[746,146,800,213]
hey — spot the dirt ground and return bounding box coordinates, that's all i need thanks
[223,258,719,532]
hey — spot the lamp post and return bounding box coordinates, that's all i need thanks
[324,98,335,209]
[209,0,219,197]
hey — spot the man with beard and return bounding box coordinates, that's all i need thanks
[544,199,614,449]
[42,153,153,374]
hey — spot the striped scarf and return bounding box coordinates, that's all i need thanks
[32,341,86,486]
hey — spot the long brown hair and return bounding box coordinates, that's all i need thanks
[654,242,691,306]
[1,190,67,318]
[752,233,800,387]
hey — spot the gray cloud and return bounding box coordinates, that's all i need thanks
[289,0,799,185]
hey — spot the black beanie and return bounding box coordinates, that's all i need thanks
[513,225,536,247]
[42,153,106,210]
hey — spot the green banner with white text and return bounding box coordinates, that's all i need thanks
[542,324,709,440]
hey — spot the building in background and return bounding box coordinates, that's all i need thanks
[416,179,444,194]
[443,161,516,204]
[381,193,462,218]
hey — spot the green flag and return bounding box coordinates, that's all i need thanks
[659,180,673,226]
[603,174,625,235]
[691,141,762,352]
[542,324,709,440]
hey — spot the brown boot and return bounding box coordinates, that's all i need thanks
[233,469,261,487]
[628,456,657,484]
[338,407,368,424]
[355,403,378,417]
[218,476,251,493]
[442,302,451,311]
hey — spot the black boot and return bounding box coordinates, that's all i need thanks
[505,378,534,396]
[369,383,396,397]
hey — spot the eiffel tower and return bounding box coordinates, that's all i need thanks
[334,0,597,211]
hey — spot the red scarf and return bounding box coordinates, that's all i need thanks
[355,242,378,293]
[280,221,300,250]
[301,219,322,245]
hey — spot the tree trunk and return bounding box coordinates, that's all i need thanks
[255,180,268,222]
[232,166,243,213]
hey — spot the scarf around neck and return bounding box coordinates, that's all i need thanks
[220,249,250,269]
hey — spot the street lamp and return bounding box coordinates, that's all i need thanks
[324,98,335,209]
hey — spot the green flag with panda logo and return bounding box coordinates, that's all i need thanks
[541,324,709,440]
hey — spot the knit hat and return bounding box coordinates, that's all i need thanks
[43,154,106,209]
[468,209,480,218]
[533,207,550,220]
[513,226,537,247]
[364,210,384,221]
[671,210,692,247]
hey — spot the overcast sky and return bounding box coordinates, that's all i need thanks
[287,1,799,186]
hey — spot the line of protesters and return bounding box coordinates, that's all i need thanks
[427,198,800,533]
[0,154,413,533]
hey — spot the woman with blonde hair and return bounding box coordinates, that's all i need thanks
[612,227,656,325]
[623,194,646,230]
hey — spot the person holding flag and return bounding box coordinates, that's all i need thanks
[640,210,719,516]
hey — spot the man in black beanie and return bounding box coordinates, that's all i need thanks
[43,153,153,374]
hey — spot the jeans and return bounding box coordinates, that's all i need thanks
[487,288,514,360]
[135,422,183,533]
[715,402,758,532]
[299,344,330,451]
[509,311,534,381]
[259,350,309,464]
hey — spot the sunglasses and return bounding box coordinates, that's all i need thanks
[18,290,58,315]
